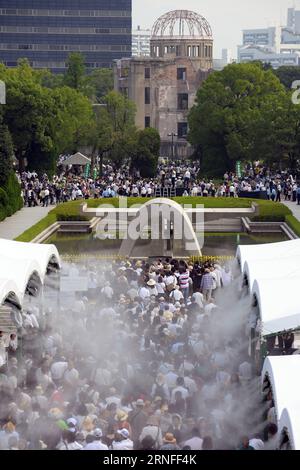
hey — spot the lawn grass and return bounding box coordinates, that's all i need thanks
[285,215,300,237]
[14,197,294,242]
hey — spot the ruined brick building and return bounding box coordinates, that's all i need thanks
[114,9,213,159]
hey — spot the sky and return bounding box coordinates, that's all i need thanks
[133,0,300,58]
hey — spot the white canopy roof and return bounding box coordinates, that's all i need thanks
[243,254,300,292]
[0,256,43,300]
[262,356,300,443]
[236,239,300,268]
[0,278,22,308]
[0,239,61,276]
[279,408,300,450]
[252,278,300,336]
[61,152,91,166]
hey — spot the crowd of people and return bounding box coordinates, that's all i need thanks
[0,256,279,450]
[17,162,300,207]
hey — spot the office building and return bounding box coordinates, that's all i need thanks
[0,0,132,72]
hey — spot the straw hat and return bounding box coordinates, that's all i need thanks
[147,279,156,287]
[115,410,128,422]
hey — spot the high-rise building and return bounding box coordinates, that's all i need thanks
[132,26,151,57]
[0,0,132,72]
[114,10,213,159]
[242,27,277,50]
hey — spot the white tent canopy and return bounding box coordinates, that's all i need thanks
[243,254,300,293]
[252,278,300,336]
[278,407,300,450]
[0,278,22,308]
[236,239,300,268]
[0,239,61,276]
[262,356,300,450]
[0,256,43,302]
[61,152,91,166]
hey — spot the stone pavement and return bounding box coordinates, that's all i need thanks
[283,200,300,222]
[0,206,54,240]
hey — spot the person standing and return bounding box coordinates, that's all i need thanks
[200,269,214,301]
[297,185,300,205]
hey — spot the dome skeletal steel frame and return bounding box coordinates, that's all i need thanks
[151,10,212,39]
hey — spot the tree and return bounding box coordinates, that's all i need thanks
[83,91,137,173]
[273,66,300,89]
[86,68,114,102]
[0,117,14,187]
[188,62,287,175]
[0,61,94,173]
[131,128,161,178]
[64,52,86,90]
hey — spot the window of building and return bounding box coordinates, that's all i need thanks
[177,68,187,80]
[145,116,151,128]
[145,87,150,105]
[178,122,188,138]
[145,68,150,79]
[178,94,189,110]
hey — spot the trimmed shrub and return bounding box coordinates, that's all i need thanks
[251,201,292,222]
[285,215,300,237]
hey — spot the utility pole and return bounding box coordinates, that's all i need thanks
[168,132,178,160]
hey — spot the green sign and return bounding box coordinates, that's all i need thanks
[236,161,242,178]
[84,163,90,178]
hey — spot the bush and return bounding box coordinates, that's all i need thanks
[251,201,291,222]
[0,173,23,221]
[3,172,23,214]
[285,215,300,237]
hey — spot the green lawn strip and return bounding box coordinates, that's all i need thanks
[14,211,57,242]
[285,215,300,237]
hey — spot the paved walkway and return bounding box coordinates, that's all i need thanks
[0,206,54,240]
[283,200,300,222]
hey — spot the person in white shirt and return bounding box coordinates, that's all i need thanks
[50,359,68,382]
[184,428,203,450]
[170,377,189,404]
[111,429,133,450]
[192,292,204,308]
[101,282,114,299]
[138,285,150,300]
[64,361,79,388]
[82,429,108,450]
[58,430,83,450]
[169,286,183,302]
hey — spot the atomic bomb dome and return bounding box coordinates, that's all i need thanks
[150,10,213,59]
[151,9,213,39]
[114,9,213,159]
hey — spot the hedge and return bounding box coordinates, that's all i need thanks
[251,200,292,222]
[285,215,300,237]
[0,173,23,222]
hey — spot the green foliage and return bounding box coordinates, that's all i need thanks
[15,212,57,242]
[88,91,137,167]
[132,128,161,178]
[251,200,292,221]
[188,63,287,175]
[86,68,114,102]
[64,52,86,90]
[0,61,94,173]
[273,66,300,89]
[285,215,300,237]
[0,120,14,187]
